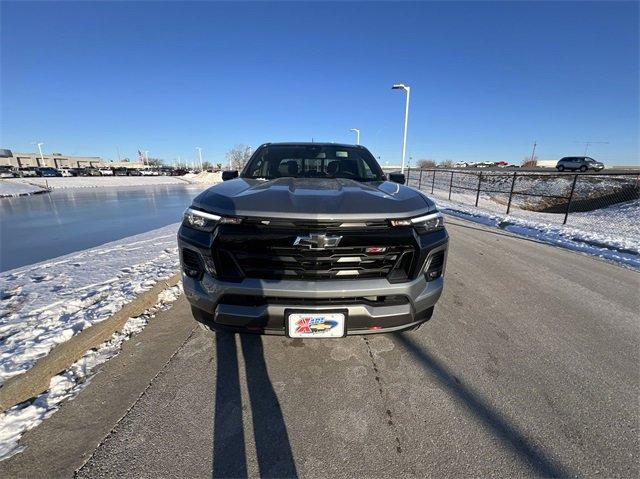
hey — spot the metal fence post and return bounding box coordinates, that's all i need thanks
[475,172,482,207]
[448,171,454,200]
[563,174,579,225]
[418,169,423,189]
[431,170,436,194]
[406,166,411,185]
[506,172,517,215]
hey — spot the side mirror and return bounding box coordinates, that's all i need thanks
[222,170,238,181]
[389,172,405,185]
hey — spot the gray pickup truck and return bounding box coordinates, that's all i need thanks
[178,142,448,337]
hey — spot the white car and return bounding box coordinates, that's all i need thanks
[0,165,17,178]
[59,168,74,177]
[98,168,114,176]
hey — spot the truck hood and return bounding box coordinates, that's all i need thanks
[191,177,435,220]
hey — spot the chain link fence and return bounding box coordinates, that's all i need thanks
[405,168,640,241]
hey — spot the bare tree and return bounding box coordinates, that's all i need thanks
[417,159,437,169]
[439,159,454,168]
[146,157,164,166]
[201,161,213,171]
[226,145,252,171]
[522,156,538,167]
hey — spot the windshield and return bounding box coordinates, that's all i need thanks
[242,145,385,182]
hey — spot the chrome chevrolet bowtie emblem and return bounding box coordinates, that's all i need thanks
[293,233,342,249]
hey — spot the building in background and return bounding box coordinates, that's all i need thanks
[0,150,144,169]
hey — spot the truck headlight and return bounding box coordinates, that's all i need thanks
[391,212,444,233]
[410,212,444,233]
[183,208,242,231]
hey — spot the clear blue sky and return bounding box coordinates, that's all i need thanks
[1,1,638,165]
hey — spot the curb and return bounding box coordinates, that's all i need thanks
[0,273,182,412]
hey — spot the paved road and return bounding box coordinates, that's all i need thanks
[2,217,639,477]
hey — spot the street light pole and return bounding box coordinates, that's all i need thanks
[196,147,203,171]
[392,83,411,174]
[349,128,360,145]
[36,142,44,166]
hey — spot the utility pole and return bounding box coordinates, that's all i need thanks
[144,150,149,167]
[575,141,609,156]
[530,141,537,164]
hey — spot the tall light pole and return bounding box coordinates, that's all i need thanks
[349,128,360,145]
[392,83,411,173]
[196,147,203,171]
[36,142,44,165]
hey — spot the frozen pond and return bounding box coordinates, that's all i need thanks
[0,184,204,271]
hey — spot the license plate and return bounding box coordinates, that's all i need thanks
[287,311,346,338]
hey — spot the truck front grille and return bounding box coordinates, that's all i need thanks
[213,224,417,282]
[230,245,412,280]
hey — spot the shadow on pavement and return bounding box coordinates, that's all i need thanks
[396,333,573,478]
[212,332,298,479]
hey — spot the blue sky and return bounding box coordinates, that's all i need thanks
[1,1,638,165]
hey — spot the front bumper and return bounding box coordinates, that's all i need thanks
[182,266,445,335]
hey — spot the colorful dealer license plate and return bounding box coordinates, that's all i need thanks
[287,312,346,338]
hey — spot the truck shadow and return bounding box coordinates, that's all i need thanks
[212,332,298,479]
[395,333,573,478]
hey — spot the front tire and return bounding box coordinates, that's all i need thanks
[580,165,587,172]
[557,165,565,172]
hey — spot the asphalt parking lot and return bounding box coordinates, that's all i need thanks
[2,217,638,478]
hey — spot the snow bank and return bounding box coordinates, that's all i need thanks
[0,283,183,460]
[10,176,188,190]
[182,171,222,184]
[436,198,640,269]
[0,180,48,198]
[0,223,181,385]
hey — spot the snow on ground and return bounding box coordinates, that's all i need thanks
[0,180,48,197]
[182,171,222,184]
[435,197,640,269]
[0,282,183,460]
[405,172,640,267]
[9,176,189,190]
[0,223,181,385]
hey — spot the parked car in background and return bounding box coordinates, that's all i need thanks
[36,167,62,177]
[127,168,142,176]
[0,165,18,178]
[172,168,188,176]
[112,167,128,176]
[82,167,102,176]
[556,157,604,172]
[59,167,75,177]
[18,167,38,177]
[99,167,114,176]
[495,161,509,167]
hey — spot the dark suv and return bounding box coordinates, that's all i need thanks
[178,142,448,338]
[556,157,604,172]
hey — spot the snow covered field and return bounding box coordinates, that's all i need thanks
[0,224,181,385]
[434,198,640,268]
[0,224,184,459]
